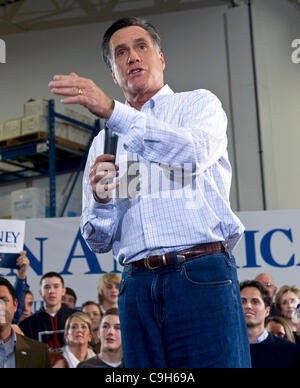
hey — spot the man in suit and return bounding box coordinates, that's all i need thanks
[0,277,50,368]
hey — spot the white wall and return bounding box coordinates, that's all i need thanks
[252,0,300,209]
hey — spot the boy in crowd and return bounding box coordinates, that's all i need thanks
[77,308,123,368]
[19,272,75,352]
[62,287,77,310]
[97,273,120,314]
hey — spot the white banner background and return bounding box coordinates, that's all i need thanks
[1,209,300,311]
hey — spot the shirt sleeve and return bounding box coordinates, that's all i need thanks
[13,277,30,324]
[80,134,117,254]
[106,89,228,174]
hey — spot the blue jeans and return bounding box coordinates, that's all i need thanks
[118,245,251,368]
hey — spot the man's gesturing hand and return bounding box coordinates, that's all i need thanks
[49,72,115,120]
[89,154,119,204]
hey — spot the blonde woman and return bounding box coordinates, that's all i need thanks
[97,273,120,314]
[63,312,95,368]
[275,285,300,332]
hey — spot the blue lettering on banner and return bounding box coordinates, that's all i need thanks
[0,229,121,277]
[260,228,296,268]
[0,231,20,244]
[243,230,261,269]
[0,237,47,277]
[242,228,298,268]
[25,238,48,275]
[60,229,106,275]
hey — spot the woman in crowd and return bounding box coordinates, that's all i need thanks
[63,312,95,368]
[81,301,102,354]
[265,316,295,343]
[275,285,300,349]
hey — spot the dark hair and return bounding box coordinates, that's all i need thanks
[0,277,16,301]
[240,280,272,308]
[102,307,119,320]
[65,287,77,304]
[81,300,101,313]
[49,352,69,368]
[40,272,65,287]
[101,17,162,68]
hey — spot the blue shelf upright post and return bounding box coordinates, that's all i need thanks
[48,100,56,217]
[60,118,101,217]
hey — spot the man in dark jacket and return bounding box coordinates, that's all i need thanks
[19,272,74,352]
[0,277,50,368]
[240,280,300,368]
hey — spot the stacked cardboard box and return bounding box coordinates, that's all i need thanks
[11,187,46,219]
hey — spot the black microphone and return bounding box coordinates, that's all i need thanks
[104,125,118,156]
[102,125,119,186]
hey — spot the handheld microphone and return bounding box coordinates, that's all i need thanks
[104,125,118,156]
[102,125,119,186]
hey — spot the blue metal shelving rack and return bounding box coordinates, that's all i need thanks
[0,99,101,217]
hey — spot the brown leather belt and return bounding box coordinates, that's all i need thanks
[131,241,229,270]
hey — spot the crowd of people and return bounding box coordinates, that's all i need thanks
[0,254,123,368]
[0,252,300,368]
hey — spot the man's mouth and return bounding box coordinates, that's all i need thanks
[129,68,144,76]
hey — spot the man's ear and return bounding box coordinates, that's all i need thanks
[160,51,166,71]
[265,306,271,319]
[110,68,118,85]
[13,298,18,315]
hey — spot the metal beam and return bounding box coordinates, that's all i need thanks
[2,0,24,22]
[76,0,99,17]
[0,0,232,35]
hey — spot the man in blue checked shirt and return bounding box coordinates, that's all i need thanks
[49,17,251,368]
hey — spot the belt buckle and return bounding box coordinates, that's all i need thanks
[144,255,161,270]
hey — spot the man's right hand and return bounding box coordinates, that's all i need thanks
[89,154,119,203]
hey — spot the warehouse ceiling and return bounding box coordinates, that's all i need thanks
[0,0,233,36]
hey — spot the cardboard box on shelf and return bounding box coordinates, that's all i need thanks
[45,191,82,217]
[0,123,3,141]
[24,99,49,117]
[55,122,68,140]
[24,99,48,117]
[11,187,46,219]
[21,115,68,140]
[67,125,91,147]
[21,114,48,135]
[3,119,21,140]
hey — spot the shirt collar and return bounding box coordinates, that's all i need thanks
[0,329,17,353]
[125,84,174,109]
[250,329,269,344]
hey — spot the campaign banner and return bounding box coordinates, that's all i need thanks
[0,220,25,269]
[1,210,300,311]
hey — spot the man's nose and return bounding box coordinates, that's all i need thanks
[128,49,141,64]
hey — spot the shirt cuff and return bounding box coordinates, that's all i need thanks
[106,100,137,136]
[91,199,115,213]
